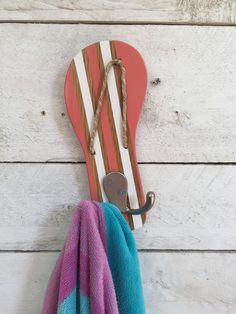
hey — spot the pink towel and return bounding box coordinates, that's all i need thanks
[42,201,118,313]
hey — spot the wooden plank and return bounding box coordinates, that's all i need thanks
[0,0,236,25]
[0,251,235,313]
[1,24,236,162]
[1,163,236,250]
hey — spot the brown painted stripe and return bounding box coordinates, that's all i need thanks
[96,43,133,229]
[109,41,136,229]
[97,41,134,228]
[96,43,124,174]
[110,40,143,203]
[82,49,110,175]
[110,41,145,225]
[71,60,102,201]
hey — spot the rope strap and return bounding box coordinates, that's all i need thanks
[89,59,128,154]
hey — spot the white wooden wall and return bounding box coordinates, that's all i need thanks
[1,1,236,313]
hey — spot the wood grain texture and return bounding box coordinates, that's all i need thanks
[1,3,236,312]
[0,0,236,24]
[1,251,235,314]
[1,163,235,250]
[1,24,236,162]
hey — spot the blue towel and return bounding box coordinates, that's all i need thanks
[102,202,146,313]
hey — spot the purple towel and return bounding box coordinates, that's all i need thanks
[42,201,119,313]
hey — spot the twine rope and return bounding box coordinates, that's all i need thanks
[89,59,127,154]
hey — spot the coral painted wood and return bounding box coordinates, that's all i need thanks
[64,40,147,229]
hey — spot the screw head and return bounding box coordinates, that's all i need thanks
[118,189,126,196]
[106,179,112,186]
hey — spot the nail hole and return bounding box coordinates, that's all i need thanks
[61,112,65,117]
[41,110,46,116]
[152,78,161,85]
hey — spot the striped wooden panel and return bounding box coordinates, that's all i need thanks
[64,40,148,229]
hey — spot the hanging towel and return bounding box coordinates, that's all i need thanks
[42,200,145,314]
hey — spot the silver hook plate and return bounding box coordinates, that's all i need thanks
[103,172,155,215]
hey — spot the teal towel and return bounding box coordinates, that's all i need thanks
[102,202,146,314]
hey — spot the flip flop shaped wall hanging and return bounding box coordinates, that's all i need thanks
[65,40,155,229]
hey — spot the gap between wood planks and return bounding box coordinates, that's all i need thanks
[1,161,236,165]
[0,20,236,27]
[1,249,236,253]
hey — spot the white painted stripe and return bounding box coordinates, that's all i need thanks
[100,41,142,229]
[74,52,106,200]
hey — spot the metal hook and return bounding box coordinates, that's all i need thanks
[103,172,155,215]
